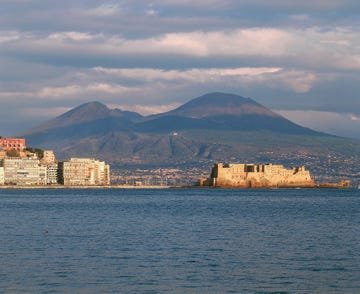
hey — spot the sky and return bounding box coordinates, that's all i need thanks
[0,0,360,138]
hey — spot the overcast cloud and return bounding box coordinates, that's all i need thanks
[0,0,359,138]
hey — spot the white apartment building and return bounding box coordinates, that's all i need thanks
[2,156,47,185]
[46,163,58,184]
[59,158,110,186]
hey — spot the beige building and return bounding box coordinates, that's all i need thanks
[202,163,315,188]
[0,167,4,184]
[40,150,58,184]
[59,158,110,186]
[41,150,57,165]
[2,156,47,185]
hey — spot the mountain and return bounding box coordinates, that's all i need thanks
[22,93,360,173]
[23,101,143,149]
[163,92,279,118]
[26,101,142,134]
[137,93,318,134]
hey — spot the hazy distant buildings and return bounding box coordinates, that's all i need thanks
[58,158,110,186]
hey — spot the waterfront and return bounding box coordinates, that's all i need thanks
[0,188,359,293]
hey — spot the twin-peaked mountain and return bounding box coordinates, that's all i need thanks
[22,92,359,166]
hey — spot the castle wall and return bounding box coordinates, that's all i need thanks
[211,163,315,188]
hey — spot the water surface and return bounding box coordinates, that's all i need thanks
[0,188,359,293]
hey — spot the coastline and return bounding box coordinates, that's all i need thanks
[0,184,354,189]
[0,184,173,189]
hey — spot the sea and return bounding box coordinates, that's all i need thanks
[0,188,359,294]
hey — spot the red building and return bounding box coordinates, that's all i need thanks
[0,138,26,152]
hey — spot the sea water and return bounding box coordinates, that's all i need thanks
[0,188,359,293]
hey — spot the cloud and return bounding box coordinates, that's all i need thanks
[110,103,182,115]
[48,32,94,41]
[93,66,282,81]
[92,67,316,93]
[267,70,317,93]
[0,66,309,100]
[0,66,321,117]
[38,83,133,98]
[1,27,359,71]
[350,114,360,121]
[153,0,232,8]
[85,4,121,16]
[38,85,82,98]
[151,0,349,10]
[0,31,21,43]
[1,1,359,39]
[235,0,346,10]
[276,110,360,139]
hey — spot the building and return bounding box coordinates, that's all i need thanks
[0,167,4,185]
[2,156,47,185]
[46,163,58,185]
[200,163,315,188]
[41,150,57,165]
[0,138,26,152]
[40,150,58,184]
[58,158,110,186]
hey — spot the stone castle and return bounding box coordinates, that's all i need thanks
[199,163,315,188]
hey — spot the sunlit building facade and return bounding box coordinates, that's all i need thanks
[0,167,4,185]
[40,150,58,184]
[2,156,47,185]
[0,138,26,152]
[58,158,110,186]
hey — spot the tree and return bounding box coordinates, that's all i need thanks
[6,149,20,157]
[24,147,44,159]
